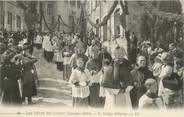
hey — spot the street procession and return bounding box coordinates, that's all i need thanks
[0,0,184,110]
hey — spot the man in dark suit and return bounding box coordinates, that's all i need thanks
[130,55,153,108]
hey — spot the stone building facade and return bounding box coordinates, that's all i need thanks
[0,1,26,31]
[86,1,145,41]
[55,0,82,33]
[38,0,82,33]
[0,1,82,33]
[86,1,125,42]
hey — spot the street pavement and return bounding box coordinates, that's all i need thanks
[30,48,72,107]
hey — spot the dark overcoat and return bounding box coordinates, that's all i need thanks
[22,56,37,97]
[1,63,22,105]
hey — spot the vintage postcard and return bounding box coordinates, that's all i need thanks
[0,0,184,116]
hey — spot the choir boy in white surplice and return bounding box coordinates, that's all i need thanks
[69,56,90,108]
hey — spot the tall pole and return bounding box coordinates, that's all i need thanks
[99,1,102,39]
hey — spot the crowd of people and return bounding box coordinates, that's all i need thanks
[0,28,184,110]
[68,31,184,109]
[0,30,39,106]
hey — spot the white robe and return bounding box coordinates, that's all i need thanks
[42,36,53,52]
[139,94,164,109]
[104,87,132,109]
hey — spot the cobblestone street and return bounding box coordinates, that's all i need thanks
[30,48,72,107]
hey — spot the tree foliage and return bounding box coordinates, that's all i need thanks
[17,1,39,30]
[139,0,182,49]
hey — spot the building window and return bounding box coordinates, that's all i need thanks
[7,12,12,25]
[17,15,21,29]
[77,1,80,8]
[70,1,76,6]
[47,4,52,16]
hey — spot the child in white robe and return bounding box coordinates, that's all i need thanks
[139,79,164,109]
[69,56,90,108]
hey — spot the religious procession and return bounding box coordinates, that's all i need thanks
[0,0,184,110]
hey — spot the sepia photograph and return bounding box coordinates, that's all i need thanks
[0,0,184,116]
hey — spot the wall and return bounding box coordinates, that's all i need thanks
[3,1,26,31]
[87,1,125,41]
[56,0,81,33]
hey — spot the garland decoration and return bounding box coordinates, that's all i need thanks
[41,13,73,32]
[58,15,72,29]
[119,1,129,29]
[41,13,53,32]
[83,1,118,28]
